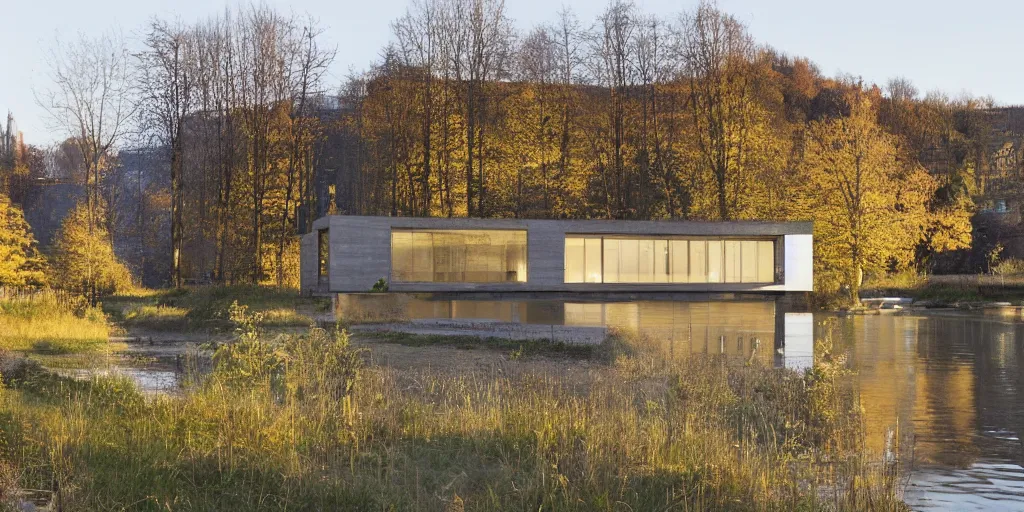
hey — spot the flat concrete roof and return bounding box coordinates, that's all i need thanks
[312,215,812,237]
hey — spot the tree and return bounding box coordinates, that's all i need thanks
[138,18,198,289]
[37,31,135,299]
[677,2,760,220]
[590,0,637,218]
[37,31,134,225]
[0,194,47,288]
[801,93,935,303]
[276,16,335,286]
[52,202,133,297]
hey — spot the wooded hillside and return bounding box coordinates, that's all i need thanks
[3,0,1018,303]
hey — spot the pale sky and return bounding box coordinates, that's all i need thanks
[5,0,1024,145]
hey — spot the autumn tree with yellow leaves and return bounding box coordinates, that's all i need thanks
[800,93,945,303]
[52,202,134,299]
[0,194,47,288]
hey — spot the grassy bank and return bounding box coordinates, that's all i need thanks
[360,330,598,360]
[0,290,109,355]
[862,272,1024,304]
[0,308,907,511]
[105,285,329,332]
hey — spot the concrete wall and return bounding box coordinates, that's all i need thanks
[300,215,814,294]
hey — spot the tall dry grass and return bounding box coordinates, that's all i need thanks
[0,288,108,354]
[0,308,908,511]
[107,285,328,331]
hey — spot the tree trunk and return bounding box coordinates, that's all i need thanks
[171,130,184,288]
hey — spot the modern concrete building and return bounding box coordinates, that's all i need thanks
[300,215,813,295]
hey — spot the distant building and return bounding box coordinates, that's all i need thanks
[20,179,84,249]
[301,215,813,295]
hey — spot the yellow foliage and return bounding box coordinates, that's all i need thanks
[800,94,936,300]
[52,202,134,297]
[0,193,47,287]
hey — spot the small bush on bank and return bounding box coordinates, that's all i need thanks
[992,257,1024,277]
[51,203,134,298]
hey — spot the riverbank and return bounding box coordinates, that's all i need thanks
[0,287,909,510]
[862,273,1024,306]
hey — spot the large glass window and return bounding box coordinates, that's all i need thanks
[603,240,620,283]
[317,229,329,285]
[620,239,639,283]
[392,229,527,283]
[757,240,775,283]
[564,237,585,283]
[654,240,670,283]
[670,240,688,283]
[564,236,775,284]
[585,238,602,283]
[724,241,741,283]
[690,241,707,282]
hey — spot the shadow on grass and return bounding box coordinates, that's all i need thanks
[108,285,330,332]
[358,330,597,360]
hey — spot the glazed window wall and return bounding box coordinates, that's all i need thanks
[564,236,775,284]
[317,229,329,285]
[392,229,528,283]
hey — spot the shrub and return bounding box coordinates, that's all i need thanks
[211,301,364,400]
[0,193,47,288]
[51,202,134,298]
[992,257,1024,277]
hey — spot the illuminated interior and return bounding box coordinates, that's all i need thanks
[391,229,528,283]
[317,229,329,286]
[565,236,775,284]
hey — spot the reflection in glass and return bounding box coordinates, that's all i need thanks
[741,241,758,283]
[604,240,620,283]
[564,236,776,285]
[690,240,707,282]
[671,240,688,283]
[620,239,639,283]
[317,229,329,285]
[655,240,670,283]
[757,241,774,283]
[564,237,584,283]
[708,240,723,283]
[585,238,602,283]
[391,229,527,283]
[724,241,741,283]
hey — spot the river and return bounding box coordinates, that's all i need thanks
[97,295,1024,510]
[834,312,1024,510]
[345,296,1024,511]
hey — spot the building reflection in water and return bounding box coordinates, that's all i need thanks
[830,315,1023,470]
[350,295,814,368]
[341,294,1024,506]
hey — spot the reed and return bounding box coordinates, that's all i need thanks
[0,310,908,511]
[0,289,108,354]
[109,285,328,331]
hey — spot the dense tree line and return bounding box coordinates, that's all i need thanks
[340,0,974,301]
[0,0,1003,302]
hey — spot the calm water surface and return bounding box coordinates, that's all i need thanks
[829,313,1024,511]
[368,296,1024,511]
